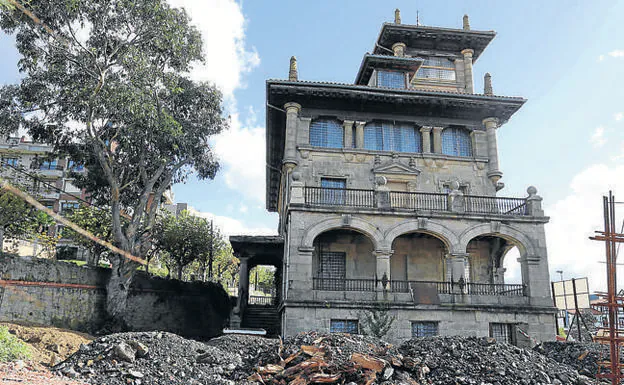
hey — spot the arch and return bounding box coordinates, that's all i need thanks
[383,220,460,253]
[457,223,537,257]
[301,216,383,250]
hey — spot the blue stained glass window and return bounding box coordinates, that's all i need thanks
[310,119,343,148]
[330,319,359,334]
[364,122,421,153]
[377,71,405,89]
[441,127,472,157]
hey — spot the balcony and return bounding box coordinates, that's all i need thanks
[302,186,532,217]
[34,164,64,178]
[312,277,526,297]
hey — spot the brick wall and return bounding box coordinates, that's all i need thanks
[0,255,230,338]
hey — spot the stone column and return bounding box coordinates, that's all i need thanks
[420,126,432,153]
[454,58,465,89]
[447,253,469,294]
[355,121,366,149]
[470,130,487,157]
[461,49,474,93]
[343,120,354,148]
[233,255,250,325]
[483,117,502,185]
[374,249,393,290]
[493,267,506,284]
[283,103,301,166]
[289,171,305,205]
[432,127,444,154]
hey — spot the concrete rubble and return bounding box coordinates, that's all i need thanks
[54,331,601,385]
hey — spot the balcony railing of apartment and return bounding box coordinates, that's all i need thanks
[313,277,526,297]
[302,187,531,216]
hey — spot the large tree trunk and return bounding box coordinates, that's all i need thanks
[0,227,4,254]
[177,264,183,281]
[106,255,138,322]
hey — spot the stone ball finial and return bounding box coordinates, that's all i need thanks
[463,14,470,30]
[527,186,538,196]
[375,176,387,186]
[289,56,298,81]
[291,171,301,181]
[484,72,493,95]
[395,8,401,24]
[450,181,460,191]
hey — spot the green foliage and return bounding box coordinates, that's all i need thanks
[64,205,114,265]
[154,211,214,280]
[0,326,31,362]
[250,265,275,293]
[0,187,53,254]
[358,302,396,339]
[0,0,228,316]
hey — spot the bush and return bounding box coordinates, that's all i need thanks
[0,326,31,362]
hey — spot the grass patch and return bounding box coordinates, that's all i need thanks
[0,326,32,362]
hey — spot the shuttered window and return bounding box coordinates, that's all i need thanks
[377,71,406,88]
[364,122,421,152]
[441,127,472,157]
[310,119,343,148]
[411,321,439,337]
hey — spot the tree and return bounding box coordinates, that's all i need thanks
[358,302,396,339]
[0,0,227,319]
[154,211,213,281]
[0,188,43,253]
[64,205,114,266]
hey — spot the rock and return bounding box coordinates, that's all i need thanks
[46,343,60,353]
[129,341,149,358]
[128,370,144,378]
[114,341,136,363]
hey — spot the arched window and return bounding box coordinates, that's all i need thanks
[364,122,421,153]
[310,119,343,148]
[441,127,472,157]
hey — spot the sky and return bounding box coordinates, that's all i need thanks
[1,0,623,291]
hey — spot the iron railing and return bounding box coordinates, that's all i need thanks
[389,191,448,211]
[248,295,275,306]
[301,187,530,216]
[313,277,526,297]
[463,195,528,216]
[305,187,375,208]
[312,277,377,291]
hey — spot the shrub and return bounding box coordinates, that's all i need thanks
[0,326,31,362]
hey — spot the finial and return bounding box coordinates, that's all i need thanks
[394,8,401,24]
[484,73,493,95]
[463,14,470,30]
[289,56,298,81]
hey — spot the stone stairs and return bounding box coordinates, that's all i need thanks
[242,305,280,336]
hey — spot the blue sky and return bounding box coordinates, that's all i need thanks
[1,1,623,288]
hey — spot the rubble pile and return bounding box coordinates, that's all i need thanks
[55,331,600,385]
[534,341,608,378]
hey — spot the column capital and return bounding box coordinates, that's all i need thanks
[373,249,393,258]
[447,252,469,259]
[482,117,499,127]
[419,126,433,133]
[284,102,302,112]
[355,121,368,127]
[432,126,445,133]
[392,42,406,57]
[342,120,355,127]
[461,48,474,56]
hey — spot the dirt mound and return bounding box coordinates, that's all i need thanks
[55,331,600,385]
[0,322,92,366]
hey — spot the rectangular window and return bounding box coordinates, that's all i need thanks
[60,201,80,215]
[330,319,358,334]
[411,321,439,337]
[310,119,344,148]
[415,57,456,81]
[490,323,514,344]
[68,160,85,172]
[320,178,346,205]
[377,71,406,89]
[317,251,346,290]
[40,160,59,170]
[364,122,420,152]
[1,158,19,167]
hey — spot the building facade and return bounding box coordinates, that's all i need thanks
[231,11,555,344]
[0,135,88,258]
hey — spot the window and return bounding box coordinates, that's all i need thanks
[310,119,343,148]
[317,251,346,290]
[68,160,85,172]
[320,178,346,205]
[60,201,80,215]
[490,323,514,344]
[330,319,358,334]
[377,71,406,89]
[1,158,18,168]
[39,159,60,170]
[411,321,439,337]
[364,122,421,153]
[441,127,472,157]
[415,57,456,81]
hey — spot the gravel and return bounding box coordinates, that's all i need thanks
[534,341,610,378]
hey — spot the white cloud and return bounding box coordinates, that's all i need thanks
[615,112,623,121]
[213,111,266,203]
[598,55,605,62]
[544,163,624,292]
[599,50,624,61]
[187,206,276,238]
[590,126,606,148]
[167,0,260,96]
[239,204,248,213]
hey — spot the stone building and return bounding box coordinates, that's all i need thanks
[231,11,555,344]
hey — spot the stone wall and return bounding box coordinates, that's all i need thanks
[0,255,230,338]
